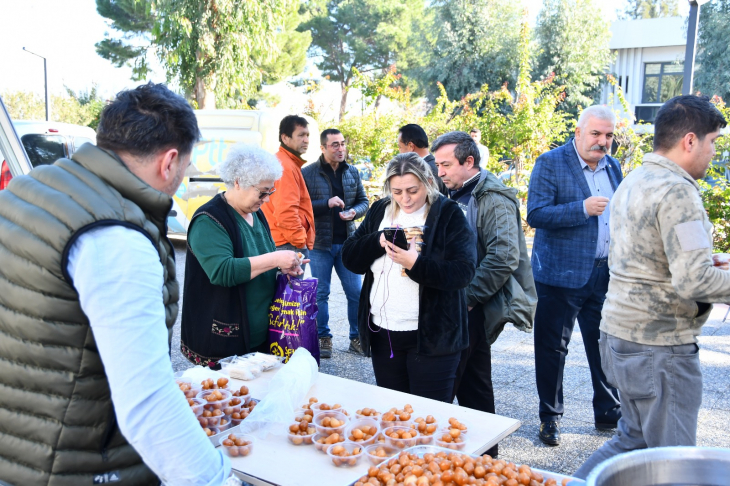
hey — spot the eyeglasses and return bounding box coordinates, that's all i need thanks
[326,141,347,150]
[252,186,276,199]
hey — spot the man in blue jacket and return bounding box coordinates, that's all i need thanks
[527,105,623,446]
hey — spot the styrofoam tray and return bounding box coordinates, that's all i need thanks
[348,445,585,485]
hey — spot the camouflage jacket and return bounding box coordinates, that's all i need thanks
[601,152,730,345]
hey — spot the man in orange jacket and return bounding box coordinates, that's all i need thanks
[262,115,315,270]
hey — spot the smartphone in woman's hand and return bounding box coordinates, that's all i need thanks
[382,227,409,250]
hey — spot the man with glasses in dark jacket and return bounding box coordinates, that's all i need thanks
[302,128,369,358]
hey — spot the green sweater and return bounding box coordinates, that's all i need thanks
[189,211,277,348]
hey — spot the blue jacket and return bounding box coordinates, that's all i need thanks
[527,140,623,289]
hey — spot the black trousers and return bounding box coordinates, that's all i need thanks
[370,325,461,403]
[533,259,621,424]
[452,305,498,457]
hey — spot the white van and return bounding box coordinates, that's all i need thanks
[168,110,319,236]
[13,121,96,168]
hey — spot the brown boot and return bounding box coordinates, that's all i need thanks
[319,337,332,359]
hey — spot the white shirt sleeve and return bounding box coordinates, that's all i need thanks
[67,225,230,486]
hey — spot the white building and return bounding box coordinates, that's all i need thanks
[600,17,686,124]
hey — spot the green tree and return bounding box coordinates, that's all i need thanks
[96,1,308,109]
[299,0,425,120]
[414,0,523,102]
[253,3,312,86]
[1,92,45,121]
[95,0,154,80]
[695,0,730,101]
[620,0,679,19]
[153,0,291,109]
[534,0,614,115]
[335,19,571,216]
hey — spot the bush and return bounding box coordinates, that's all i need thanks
[701,98,730,252]
[335,20,570,214]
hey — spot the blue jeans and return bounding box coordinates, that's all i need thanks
[309,244,361,340]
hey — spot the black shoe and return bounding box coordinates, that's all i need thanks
[595,410,621,430]
[348,338,364,355]
[319,337,332,359]
[539,421,560,446]
[595,420,619,431]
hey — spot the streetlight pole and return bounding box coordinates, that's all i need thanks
[682,0,711,96]
[22,47,49,121]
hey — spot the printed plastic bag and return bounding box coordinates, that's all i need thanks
[234,347,319,439]
[268,274,320,365]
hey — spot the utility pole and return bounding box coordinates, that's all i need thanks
[682,0,711,96]
[23,47,49,121]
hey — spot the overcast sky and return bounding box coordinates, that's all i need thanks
[0,0,688,101]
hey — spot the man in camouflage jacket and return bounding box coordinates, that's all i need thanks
[575,95,730,479]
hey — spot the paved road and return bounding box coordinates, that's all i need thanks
[170,239,730,476]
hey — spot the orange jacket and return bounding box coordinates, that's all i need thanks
[262,146,315,249]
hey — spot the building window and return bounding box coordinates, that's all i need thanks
[642,62,684,103]
[635,106,661,123]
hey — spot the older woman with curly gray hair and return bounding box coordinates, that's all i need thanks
[181,143,307,368]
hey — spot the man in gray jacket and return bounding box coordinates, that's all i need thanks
[432,131,537,457]
[302,128,369,358]
[574,95,730,478]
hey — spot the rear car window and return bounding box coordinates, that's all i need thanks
[21,134,67,167]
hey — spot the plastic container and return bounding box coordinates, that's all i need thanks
[444,419,469,435]
[188,398,205,417]
[380,414,412,429]
[410,419,439,433]
[355,408,381,420]
[314,411,348,436]
[327,442,365,467]
[313,432,345,453]
[310,402,344,415]
[203,426,220,437]
[364,444,400,466]
[176,378,202,399]
[222,396,245,415]
[294,411,315,424]
[287,429,316,445]
[416,434,434,445]
[435,434,466,451]
[219,434,254,457]
[197,389,232,412]
[198,412,224,428]
[344,418,380,445]
[383,426,418,449]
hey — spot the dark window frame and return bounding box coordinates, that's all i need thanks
[642,62,684,104]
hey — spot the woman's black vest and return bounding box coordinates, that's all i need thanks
[180,193,271,367]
